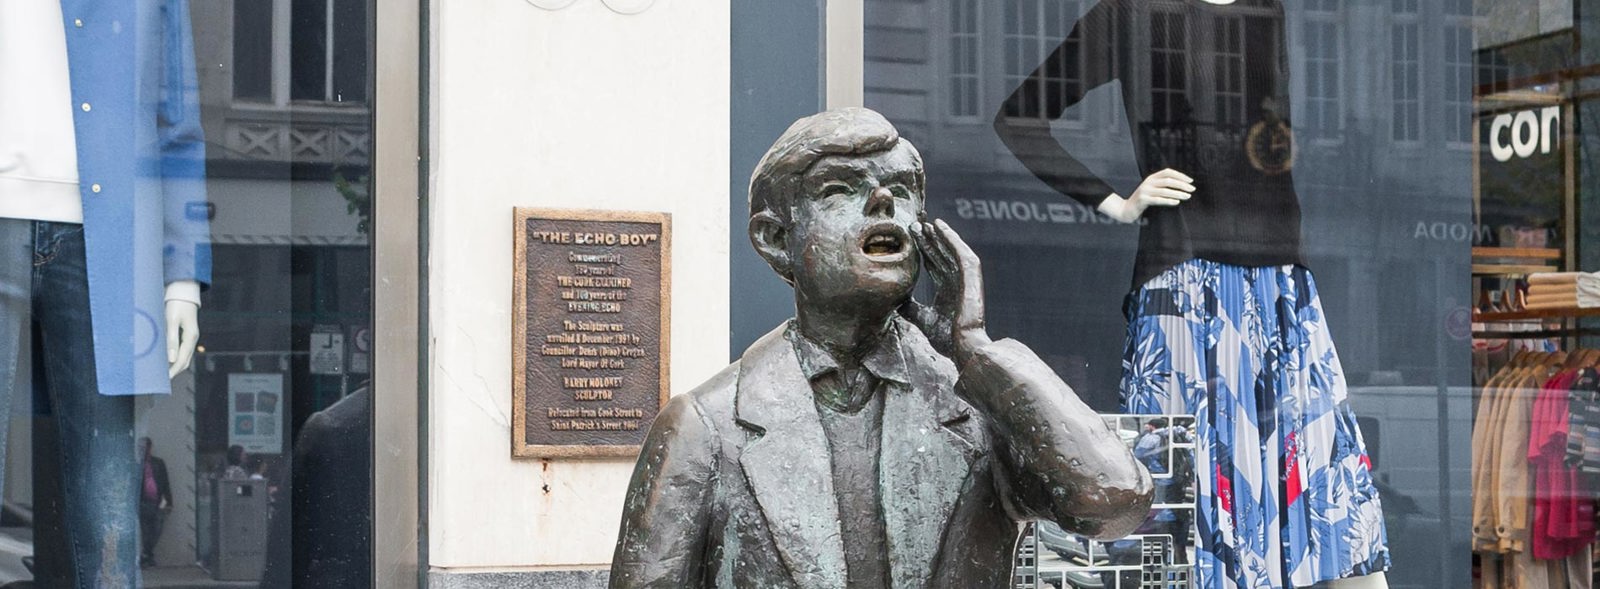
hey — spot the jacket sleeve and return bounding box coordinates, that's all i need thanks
[1494,375,1538,551]
[957,338,1153,540]
[993,0,1126,209]
[609,394,717,589]
[160,0,212,288]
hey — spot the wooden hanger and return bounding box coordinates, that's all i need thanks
[1581,349,1600,369]
[1511,350,1531,367]
[1502,288,1522,313]
[1561,349,1588,371]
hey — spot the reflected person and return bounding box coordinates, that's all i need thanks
[610,107,1152,589]
[260,386,372,589]
[138,437,172,567]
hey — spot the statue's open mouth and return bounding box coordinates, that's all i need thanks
[859,222,909,261]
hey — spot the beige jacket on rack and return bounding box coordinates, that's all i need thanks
[1473,364,1553,554]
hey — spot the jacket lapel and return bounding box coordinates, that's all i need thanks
[736,326,848,589]
[879,320,981,589]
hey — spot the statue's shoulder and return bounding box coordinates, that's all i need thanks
[642,361,739,462]
[674,321,789,426]
[683,359,739,405]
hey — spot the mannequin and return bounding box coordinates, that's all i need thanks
[1098,132,1391,589]
[994,0,1390,588]
[0,0,208,584]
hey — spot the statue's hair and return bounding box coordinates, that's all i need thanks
[747,107,923,220]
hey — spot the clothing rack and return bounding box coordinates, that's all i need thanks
[1474,349,1600,589]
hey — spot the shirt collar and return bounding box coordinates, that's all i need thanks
[784,319,911,385]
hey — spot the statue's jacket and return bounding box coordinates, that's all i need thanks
[611,317,1153,589]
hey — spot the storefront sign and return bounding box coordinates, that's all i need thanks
[1477,104,1566,247]
[512,208,671,458]
[1487,106,1560,162]
[228,373,285,455]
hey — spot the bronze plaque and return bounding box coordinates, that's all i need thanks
[512,208,671,458]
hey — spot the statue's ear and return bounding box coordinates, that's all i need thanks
[749,211,793,283]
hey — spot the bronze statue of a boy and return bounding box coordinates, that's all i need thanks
[610,108,1152,589]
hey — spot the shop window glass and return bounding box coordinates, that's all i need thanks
[864,0,1508,586]
[0,0,376,586]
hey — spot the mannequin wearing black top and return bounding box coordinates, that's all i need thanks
[994,1,1390,588]
[994,0,1304,290]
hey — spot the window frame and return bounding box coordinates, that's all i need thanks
[371,0,424,585]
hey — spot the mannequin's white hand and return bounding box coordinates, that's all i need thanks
[166,300,199,378]
[1096,168,1195,223]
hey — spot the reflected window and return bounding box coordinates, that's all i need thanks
[1004,0,1084,122]
[230,0,369,106]
[234,1,274,101]
[1391,0,1421,142]
[1443,0,1476,145]
[1213,16,1245,126]
[1151,11,1188,124]
[291,0,367,104]
[949,0,982,118]
[1304,3,1341,138]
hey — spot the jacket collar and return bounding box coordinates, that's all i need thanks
[785,319,911,386]
[735,318,979,589]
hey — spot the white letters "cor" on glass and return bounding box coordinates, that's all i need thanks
[1490,106,1560,162]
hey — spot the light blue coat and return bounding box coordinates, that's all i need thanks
[61,0,211,396]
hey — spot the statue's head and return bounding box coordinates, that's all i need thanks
[747,108,926,311]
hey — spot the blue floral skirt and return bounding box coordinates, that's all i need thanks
[1120,260,1390,588]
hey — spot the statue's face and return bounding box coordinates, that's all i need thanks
[787,143,924,309]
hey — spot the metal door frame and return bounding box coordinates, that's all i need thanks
[372,0,425,586]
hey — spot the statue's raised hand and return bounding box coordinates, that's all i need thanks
[902,219,992,368]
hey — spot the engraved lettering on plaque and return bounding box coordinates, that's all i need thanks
[512,208,671,458]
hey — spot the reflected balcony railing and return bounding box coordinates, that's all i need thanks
[214,104,371,167]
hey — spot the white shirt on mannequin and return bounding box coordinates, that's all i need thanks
[0,0,83,224]
[0,0,202,377]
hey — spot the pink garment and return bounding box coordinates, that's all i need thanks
[142,459,158,503]
[1527,370,1592,560]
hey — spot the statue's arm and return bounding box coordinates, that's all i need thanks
[609,394,717,589]
[957,339,1153,540]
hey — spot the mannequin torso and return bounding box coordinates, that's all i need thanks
[0,0,84,224]
[0,0,202,375]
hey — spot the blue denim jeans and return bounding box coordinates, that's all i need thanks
[0,219,139,588]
